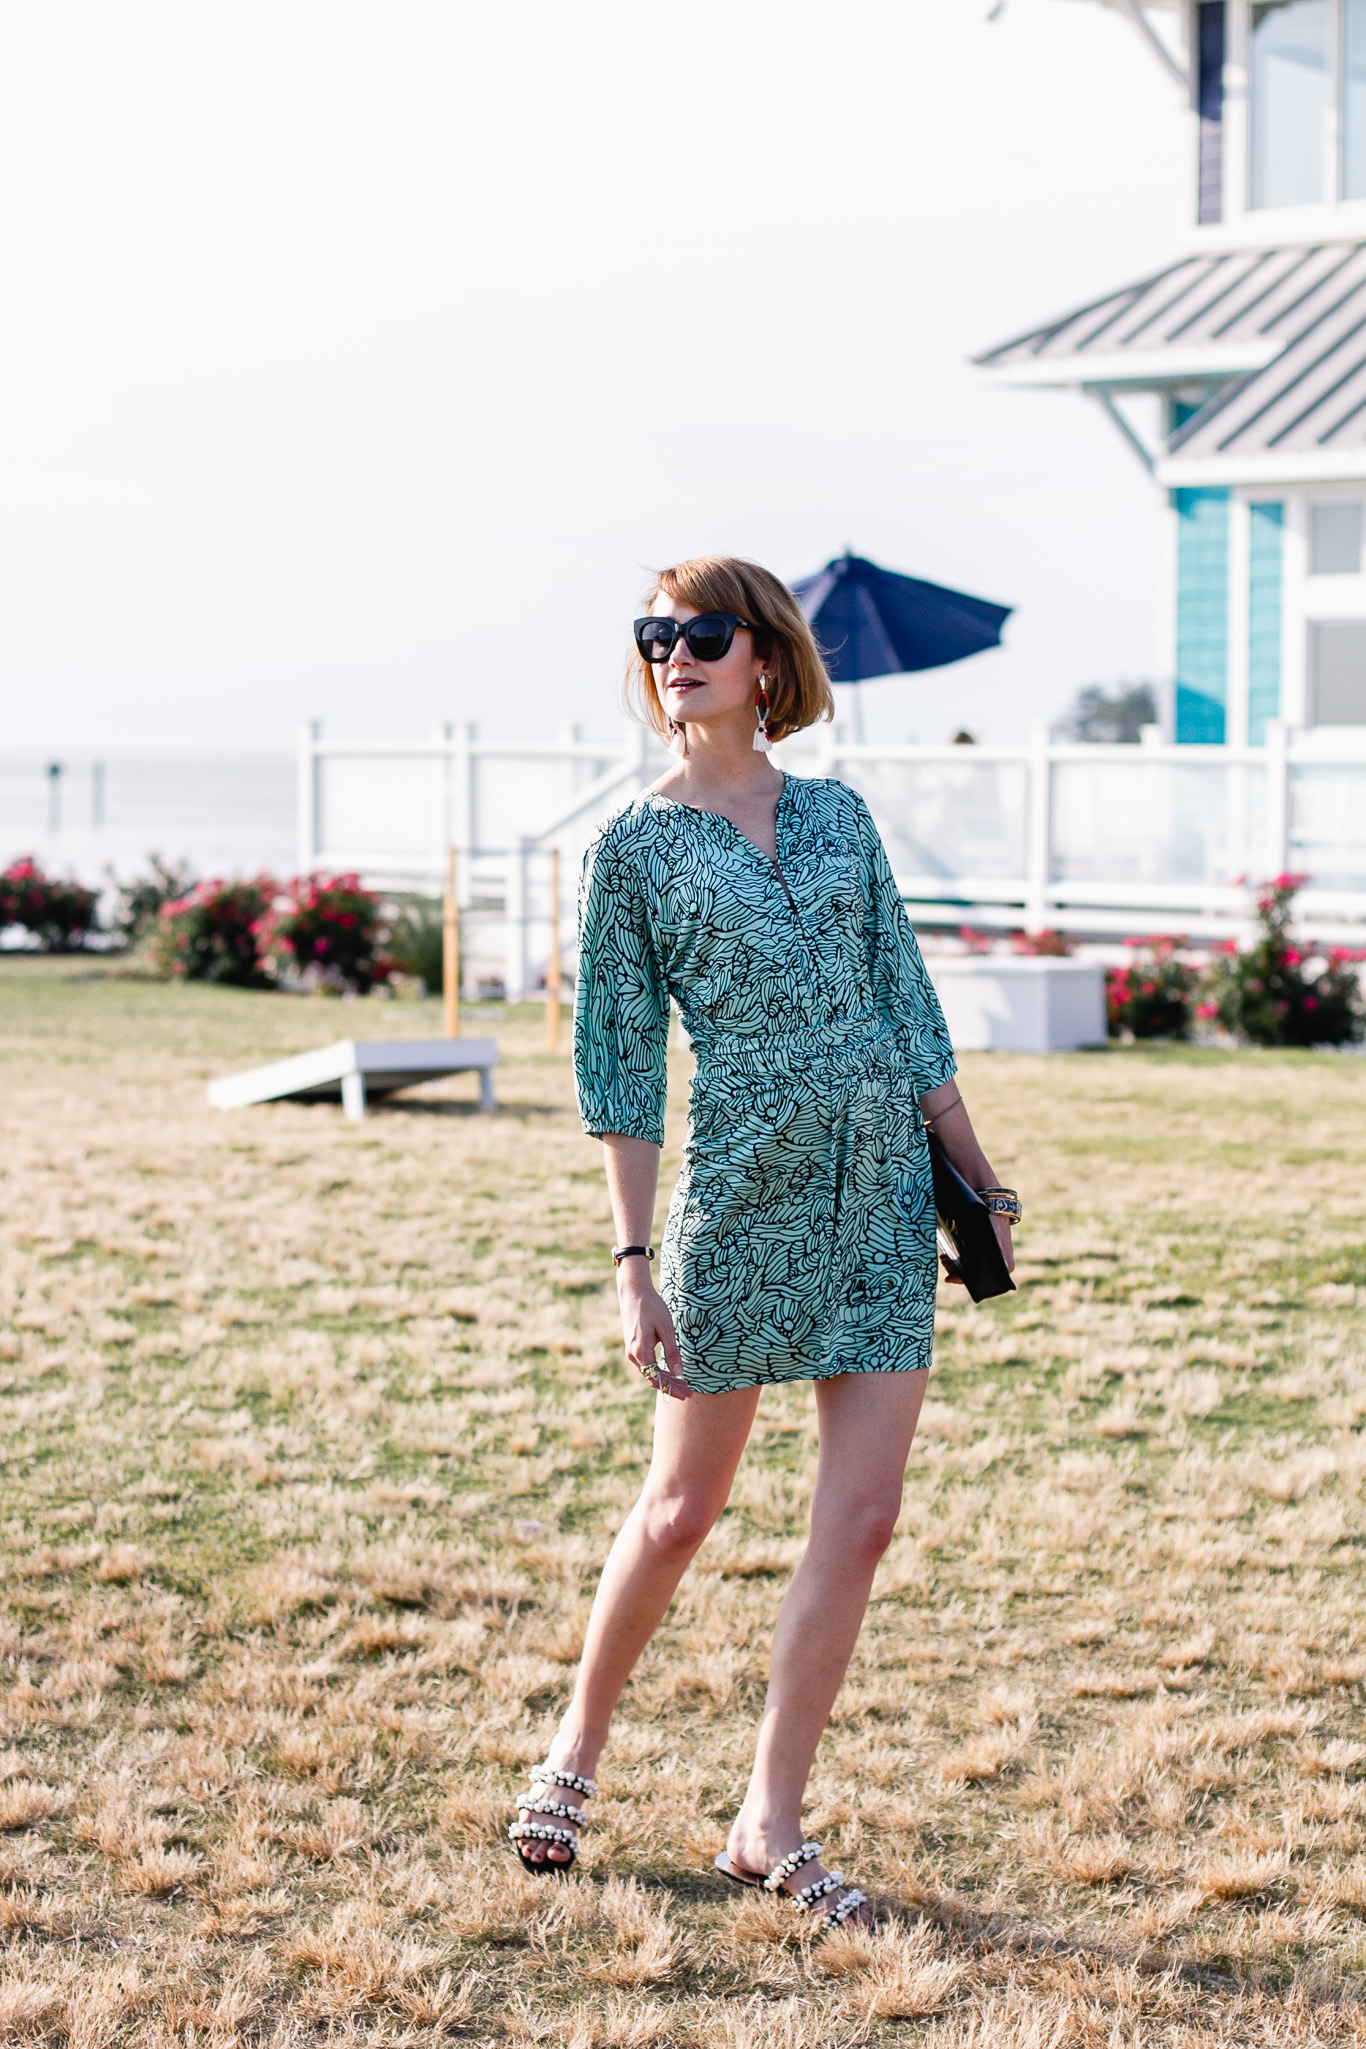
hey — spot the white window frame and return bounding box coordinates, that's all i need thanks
[1242,0,1358,211]
[1281,486,1366,725]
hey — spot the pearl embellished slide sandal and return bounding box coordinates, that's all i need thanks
[508,1763,596,1876]
[714,1838,870,1930]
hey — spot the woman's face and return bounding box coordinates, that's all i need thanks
[650,594,766,732]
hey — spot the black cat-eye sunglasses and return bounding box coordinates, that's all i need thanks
[633,613,756,665]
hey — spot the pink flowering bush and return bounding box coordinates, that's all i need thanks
[0,856,100,951]
[255,873,392,994]
[150,877,273,986]
[1010,928,1076,957]
[112,855,198,947]
[1106,934,1196,1040]
[147,871,391,991]
[1199,875,1364,1047]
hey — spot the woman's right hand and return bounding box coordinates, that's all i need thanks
[617,1269,692,1401]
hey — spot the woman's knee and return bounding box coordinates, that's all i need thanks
[638,1488,723,1561]
[814,1492,901,1567]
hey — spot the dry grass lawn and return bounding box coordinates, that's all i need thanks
[2,954,1366,2045]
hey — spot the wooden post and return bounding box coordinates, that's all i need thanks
[546,847,561,1053]
[443,847,460,1041]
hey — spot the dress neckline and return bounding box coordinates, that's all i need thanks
[646,773,792,859]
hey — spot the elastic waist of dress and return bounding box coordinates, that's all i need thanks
[690,1018,902,1077]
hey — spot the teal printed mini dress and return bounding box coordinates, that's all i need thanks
[574,775,957,1394]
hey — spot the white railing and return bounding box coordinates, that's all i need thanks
[298,719,1366,995]
[298,720,671,998]
[818,724,1366,942]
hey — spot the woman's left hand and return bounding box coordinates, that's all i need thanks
[942,1213,1016,1287]
[919,1083,1017,1282]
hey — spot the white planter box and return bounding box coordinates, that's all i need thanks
[926,957,1107,1054]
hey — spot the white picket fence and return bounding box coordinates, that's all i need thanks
[297,719,1366,997]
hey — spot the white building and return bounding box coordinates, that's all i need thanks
[981,0,1366,749]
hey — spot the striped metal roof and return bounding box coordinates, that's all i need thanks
[977,242,1366,456]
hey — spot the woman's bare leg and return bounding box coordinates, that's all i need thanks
[726,1369,928,1900]
[517,1383,759,1864]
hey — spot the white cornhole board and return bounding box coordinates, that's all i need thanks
[207,1038,499,1120]
[927,958,1106,1054]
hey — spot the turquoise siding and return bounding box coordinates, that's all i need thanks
[1174,486,1229,743]
[1247,500,1284,746]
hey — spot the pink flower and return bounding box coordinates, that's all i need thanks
[1196,1002,1218,1019]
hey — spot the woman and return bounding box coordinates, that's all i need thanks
[510,556,1018,1930]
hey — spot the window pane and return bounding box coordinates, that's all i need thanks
[1311,620,1366,722]
[1174,487,1230,743]
[1248,501,1284,745]
[1310,502,1363,573]
[1250,0,1329,209]
[1344,0,1366,197]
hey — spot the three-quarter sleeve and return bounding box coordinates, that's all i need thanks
[852,794,956,1096]
[573,820,670,1145]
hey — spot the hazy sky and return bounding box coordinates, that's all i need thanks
[0,0,1190,750]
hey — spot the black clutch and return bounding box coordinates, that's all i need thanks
[927,1130,1016,1303]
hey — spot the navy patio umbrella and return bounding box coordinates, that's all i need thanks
[790,551,1011,736]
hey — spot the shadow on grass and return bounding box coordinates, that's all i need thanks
[915,1891,1249,1995]
[381,1095,564,1120]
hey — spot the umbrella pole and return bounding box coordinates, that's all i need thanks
[850,687,864,745]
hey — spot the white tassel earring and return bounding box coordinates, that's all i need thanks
[753,677,773,754]
[667,716,688,756]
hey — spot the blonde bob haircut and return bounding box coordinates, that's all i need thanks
[625,556,835,747]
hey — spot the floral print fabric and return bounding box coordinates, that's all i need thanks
[574,775,956,1392]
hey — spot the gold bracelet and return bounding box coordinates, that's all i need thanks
[978,1188,1022,1224]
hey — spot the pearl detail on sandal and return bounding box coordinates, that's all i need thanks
[530,1765,597,1796]
[755,1838,870,1931]
[762,1840,823,1891]
[509,1760,594,1872]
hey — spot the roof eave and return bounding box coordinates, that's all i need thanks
[976,344,1284,390]
[1185,197,1366,254]
[1156,448,1366,485]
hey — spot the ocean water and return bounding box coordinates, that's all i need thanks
[0,751,296,895]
